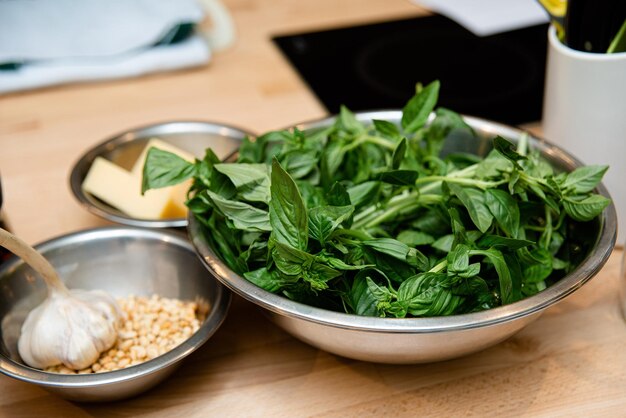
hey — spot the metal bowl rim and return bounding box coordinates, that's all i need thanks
[69,120,254,228]
[0,226,231,388]
[190,110,617,334]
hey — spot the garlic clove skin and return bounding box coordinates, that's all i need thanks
[18,288,122,371]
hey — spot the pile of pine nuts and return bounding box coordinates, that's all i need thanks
[45,294,206,374]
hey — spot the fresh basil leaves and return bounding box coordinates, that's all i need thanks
[143,80,609,318]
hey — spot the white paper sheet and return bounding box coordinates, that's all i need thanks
[412,0,549,36]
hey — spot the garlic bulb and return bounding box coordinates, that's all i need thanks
[0,228,122,370]
[18,288,121,370]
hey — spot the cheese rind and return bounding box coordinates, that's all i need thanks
[168,179,193,217]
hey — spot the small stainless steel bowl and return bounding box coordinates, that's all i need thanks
[70,121,252,228]
[189,111,617,364]
[0,227,230,401]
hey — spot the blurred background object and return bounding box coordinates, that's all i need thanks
[197,0,236,52]
[0,0,234,94]
[536,0,567,38]
[563,0,626,52]
[411,0,549,36]
[607,20,626,53]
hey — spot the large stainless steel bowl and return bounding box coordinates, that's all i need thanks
[70,121,251,228]
[0,227,230,401]
[189,111,617,364]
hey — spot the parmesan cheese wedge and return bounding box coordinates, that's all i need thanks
[82,157,183,219]
[82,139,196,220]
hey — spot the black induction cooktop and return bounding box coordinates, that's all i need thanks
[273,15,549,125]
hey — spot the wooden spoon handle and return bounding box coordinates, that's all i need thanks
[0,228,68,294]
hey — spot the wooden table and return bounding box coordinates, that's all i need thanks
[1,0,624,416]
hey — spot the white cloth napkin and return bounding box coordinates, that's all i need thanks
[0,0,211,94]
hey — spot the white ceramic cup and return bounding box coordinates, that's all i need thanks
[543,25,626,241]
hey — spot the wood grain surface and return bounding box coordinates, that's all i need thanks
[1,1,623,416]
